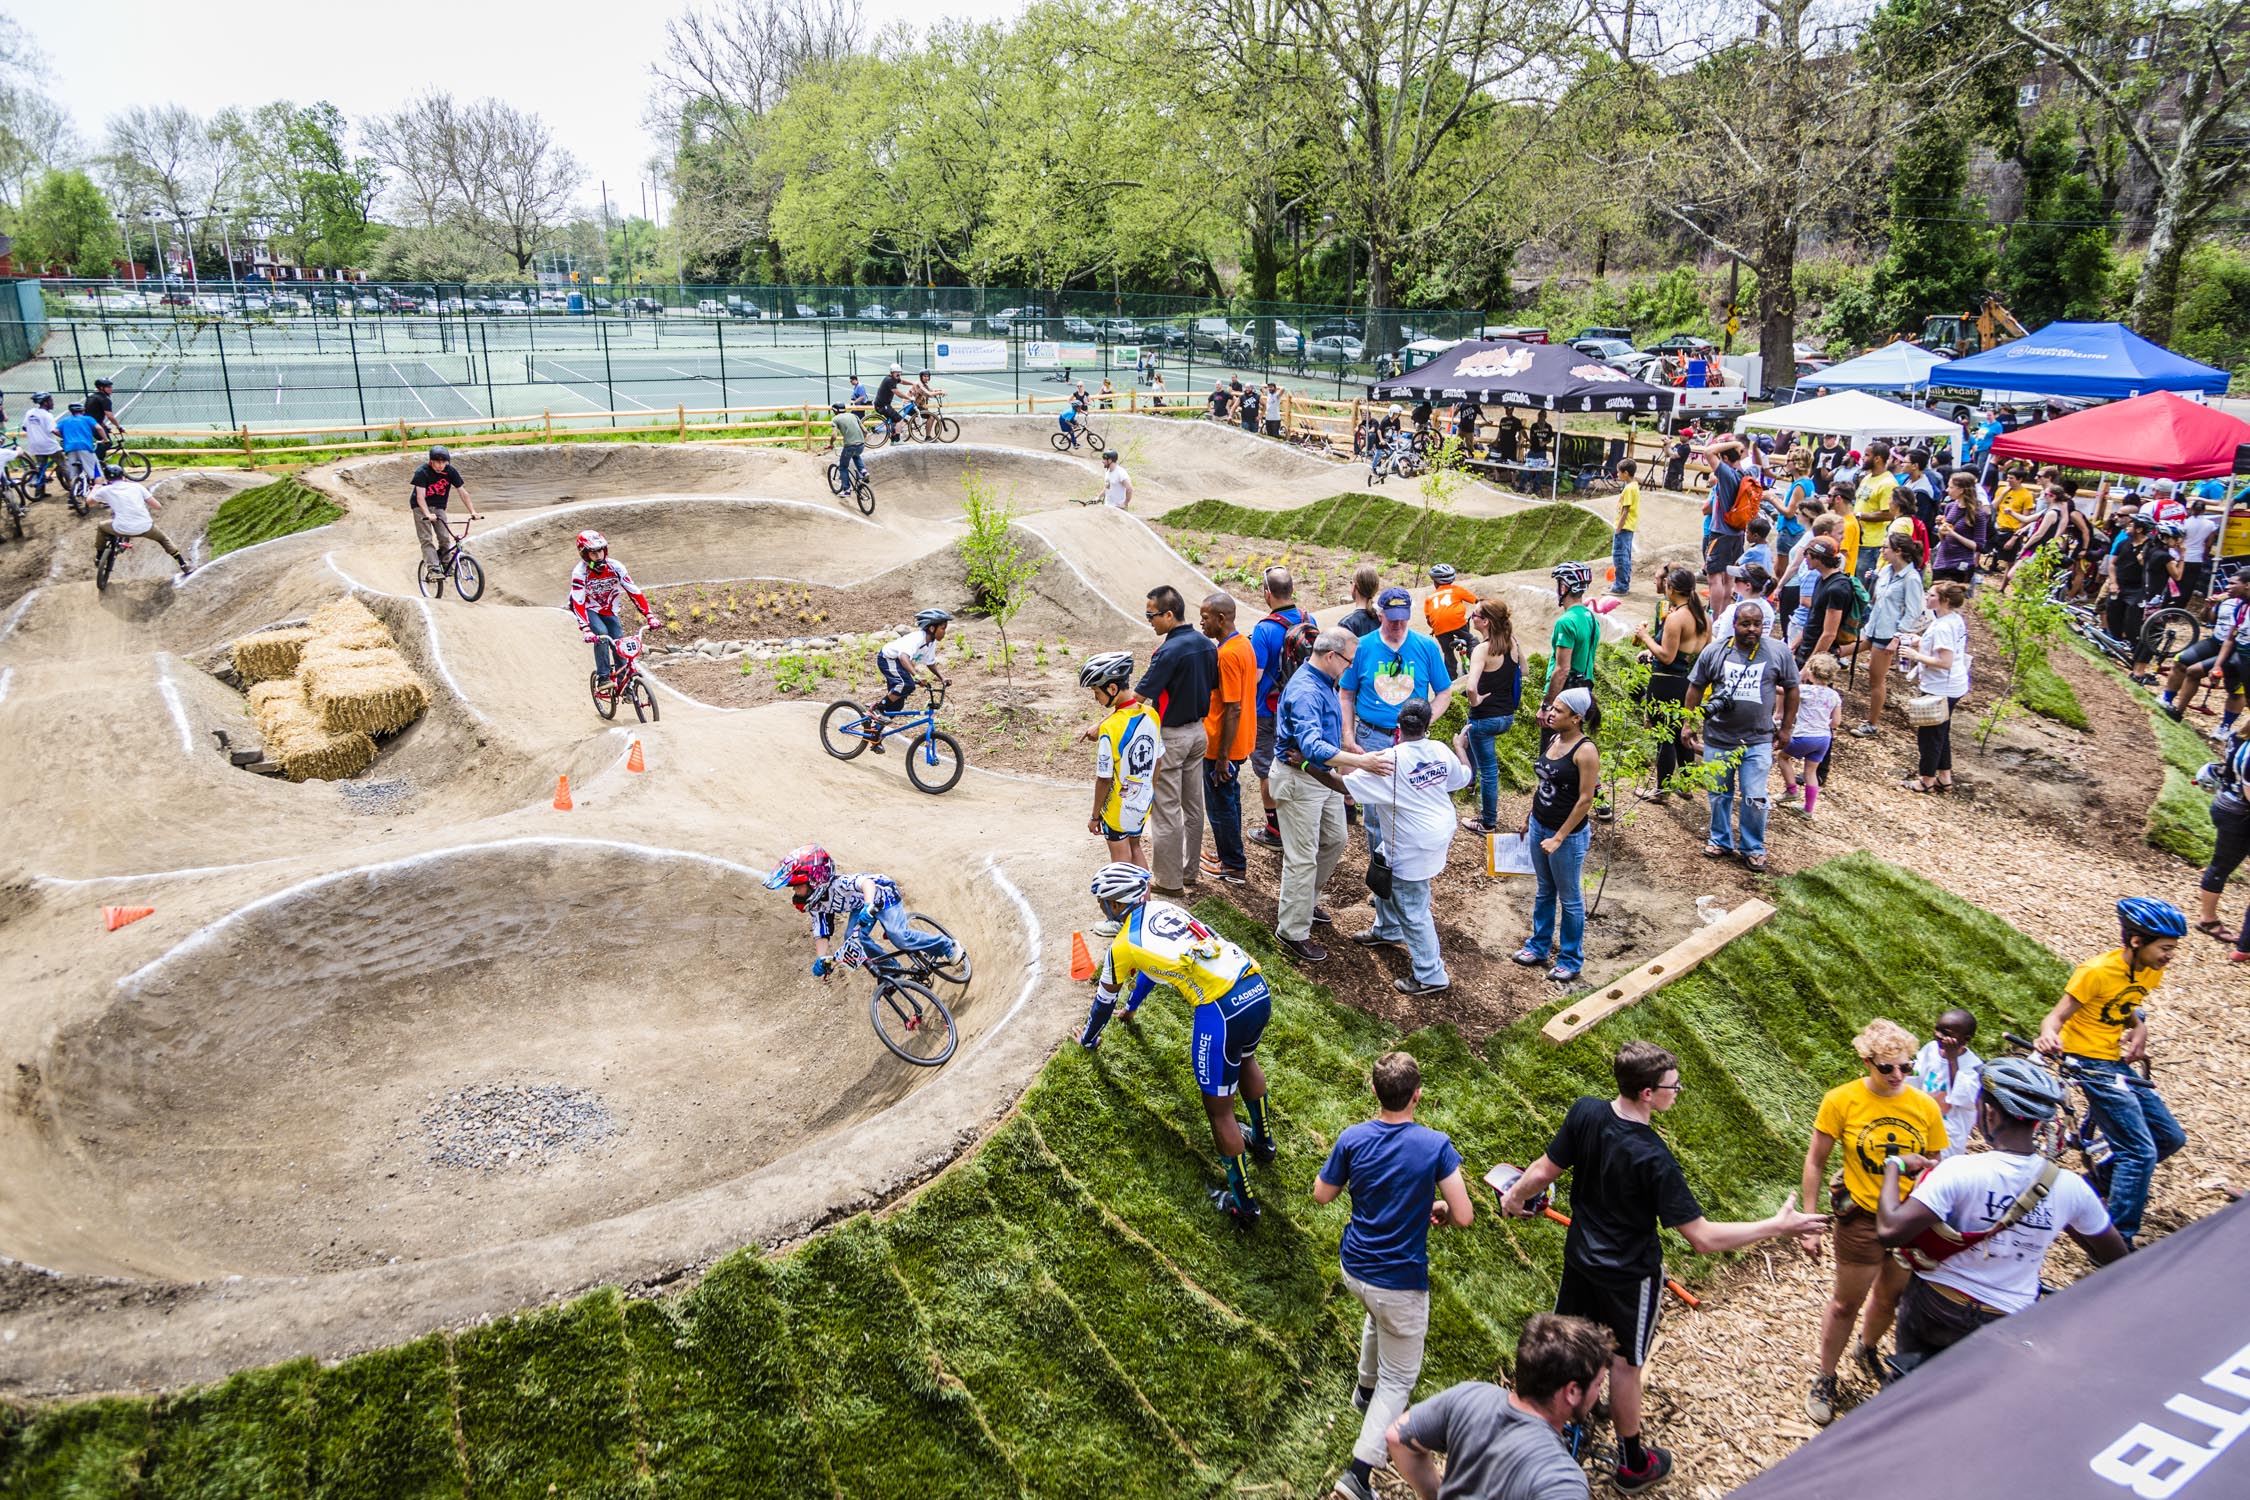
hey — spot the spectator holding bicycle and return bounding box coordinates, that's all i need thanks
[411,444,480,575]
[1875,1057,2127,1371]
[2196,729,2250,962]
[1800,1018,1950,1426]
[2038,898,2191,1246]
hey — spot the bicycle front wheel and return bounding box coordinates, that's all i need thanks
[117,450,152,483]
[904,912,972,984]
[870,977,957,1066]
[2140,607,2200,664]
[1081,429,1106,451]
[905,729,965,794]
[932,416,959,443]
[629,674,659,722]
[451,551,485,601]
[820,699,872,759]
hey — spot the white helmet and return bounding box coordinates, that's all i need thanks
[1090,862,1152,907]
[1078,650,1135,689]
[890,363,903,374]
[575,529,609,558]
[1388,403,1402,416]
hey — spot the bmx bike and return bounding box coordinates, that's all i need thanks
[590,629,660,723]
[820,682,965,794]
[828,913,970,1066]
[417,514,486,600]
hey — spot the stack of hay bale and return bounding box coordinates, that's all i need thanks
[230,597,431,781]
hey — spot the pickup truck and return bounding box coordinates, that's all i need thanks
[1659,383,1748,433]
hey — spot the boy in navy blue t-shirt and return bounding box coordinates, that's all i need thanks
[1313,1051,1473,1500]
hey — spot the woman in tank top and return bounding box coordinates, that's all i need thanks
[1454,598,1525,833]
[1513,686,1602,984]
[1628,566,1710,803]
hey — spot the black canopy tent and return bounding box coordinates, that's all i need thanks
[1368,339,1674,498]
[1728,1199,2250,1500]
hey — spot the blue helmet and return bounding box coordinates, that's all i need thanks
[2115,897,2187,939]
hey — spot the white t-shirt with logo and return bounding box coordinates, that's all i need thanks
[1341,738,1473,881]
[94,480,155,535]
[1911,1041,1983,1159]
[1911,1149,2111,1313]
[1102,464,1132,508]
[2182,513,2219,563]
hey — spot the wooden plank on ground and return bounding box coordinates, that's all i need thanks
[1541,898,1777,1044]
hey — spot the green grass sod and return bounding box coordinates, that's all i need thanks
[2019,651,2088,729]
[140,1361,317,1500]
[201,478,344,558]
[622,1251,832,1498]
[301,1335,464,1500]
[449,1290,641,1500]
[775,1218,1025,1499]
[0,1399,154,1500]
[1159,495,1610,577]
[8,854,2075,1499]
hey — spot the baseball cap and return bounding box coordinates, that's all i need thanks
[1377,586,1413,620]
[1806,538,1841,565]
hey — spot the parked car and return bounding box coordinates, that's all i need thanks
[158,292,193,307]
[266,293,302,314]
[1478,325,1549,343]
[1309,334,1363,362]
[355,294,383,313]
[794,303,818,318]
[1062,315,1099,338]
[1311,319,1361,342]
[728,301,762,319]
[1574,325,1633,343]
[1643,334,1716,357]
[385,294,420,313]
[923,311,954,329]
[989,305,1024,332]
[696,298,726,316]
[1191,316,1249,352]
[1095,317,1140,342]
[1568,337,1660,379]
[862,303,891,321]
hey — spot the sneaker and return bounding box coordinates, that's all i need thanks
[1092,917,1123,939]
[1614,1447,1673,1492]
[1547,965,1580,985]
[868,737,887,755]
[1247,1131,1278,1166]
[1151,885,1188,899]
[1311,905,1334,926]
[1350,930,1405,950]
[1853,1342,1892,1387]
[1351,1382,1376,1413]
[1249,826,1285,849]
[1805,1373,1840,1426]
[2164,701,2186,722]
[1208,1185,1261,1228]
[1394,978,1450,996]
[1277,933,1329,963]
[1217,868,1248,886]
[1332,1471,1375,1500]
[1200,853,1226,878]
[1851,722,1879,737]
[1511,946,1547,967]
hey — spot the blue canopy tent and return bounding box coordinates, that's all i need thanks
[1804,341,1944,393]
[1932,320,2229,400]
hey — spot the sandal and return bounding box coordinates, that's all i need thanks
[1703,842,1732,858]
[1461,817,1498,833]
[1899,777,1936,793]
[1634,788,1671,804]
[1745,853,1769,873]
[2195,920,2231,942]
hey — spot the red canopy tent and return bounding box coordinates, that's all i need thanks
[1989,389,2250,479]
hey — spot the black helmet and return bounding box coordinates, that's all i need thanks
[914,608,953,630]
[67,402,82,414]
[428,445,450,461]
[831,401,847,413]
[1102,449,1119,461]
[102,463,123,480]
[93,378,112,390]
[31,391,50,405]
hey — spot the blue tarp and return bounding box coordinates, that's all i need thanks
[1807,341,1944,392]
[1932,320,2228,399]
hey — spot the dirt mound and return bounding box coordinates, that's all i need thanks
[956,413,1348,505]
[327,443,803,510]
[18,842,970,1280]
[863,442,1094,518]
[469,496,914,599]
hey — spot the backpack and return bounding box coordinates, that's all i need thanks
[1723,469,1765,531]
[1261,611,1319,714]
[1842,574,1872,634]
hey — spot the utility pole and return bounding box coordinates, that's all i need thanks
[1723,259,1740,356]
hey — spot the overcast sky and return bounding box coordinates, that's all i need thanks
[36,0,1029,222]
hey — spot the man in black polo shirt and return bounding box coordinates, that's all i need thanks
[1501,1040,1825,1493]
[84,378,121,456]
[1138,583,1219,897]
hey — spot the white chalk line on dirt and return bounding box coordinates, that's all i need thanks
[469,494,879,542]
[0,666,12,704]
[959,855,1043,1066]
[114,836,775,994]
[0,588,39,642]
[322,553,494,727]
[152,655,197,758]
[175,524,332,588]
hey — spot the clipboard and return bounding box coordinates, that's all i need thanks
[1486,831,1534,878]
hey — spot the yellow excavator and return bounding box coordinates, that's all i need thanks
[1919,296,2027,358]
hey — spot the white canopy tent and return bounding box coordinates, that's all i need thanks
[1739,388,1963,456]
[1802,341,1943,392]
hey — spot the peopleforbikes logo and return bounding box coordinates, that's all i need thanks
[2088,1336,2250,1496]
[2005,345,2109,359]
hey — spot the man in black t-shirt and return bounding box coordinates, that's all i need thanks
[872,365,906,440]
[84,379,120,445]
[1501,1040,1825,1494]
[409,444,481,573]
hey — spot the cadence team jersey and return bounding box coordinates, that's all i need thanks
[1093,700,1159,828]
[569,560,651,623]
[1101,900,1257,1010]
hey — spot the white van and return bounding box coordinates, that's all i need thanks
[695,299,725,317]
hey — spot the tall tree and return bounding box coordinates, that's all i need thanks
[0,20,76,214]
[99,104,248,257]
[1996,113,2114,326]
[1999,0,2250,342]
[243,102,382,271]
[17,169,118,274]
[366,95,583,272]
[1867,118,1995,334]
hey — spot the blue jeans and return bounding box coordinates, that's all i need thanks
[1353,723,1396,847]
[1203,757,1247,872]
[837,442,866,490]
[1528,814,1590,971]
[2074,1058,2187,1242]
[586,610,623,680]
[856,901,953,961]
[1705,738,1773,857]
[1612,530,1635,592]
[1464,716,1514,829]
[1371,874,1447,986]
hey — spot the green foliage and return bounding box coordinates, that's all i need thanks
[243,102,383,272]
[1414,435,1470,571]
[16,168,118,275]
[1976,543,2073,746]
[956,463,1044,693]
[3,855,2069,1498]
[1868,121,1994,337]
[768,651,840,695]
[1997,115,2118,331]
[203,478,345,557]
[2168,242,2250,386]
[1158,495,1608,578]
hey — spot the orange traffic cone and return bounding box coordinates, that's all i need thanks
[1605,565,1617,582]
[104,905,155,932]
[626,739,645,773]
[1069,932,1096,982]
[553,774,573,811]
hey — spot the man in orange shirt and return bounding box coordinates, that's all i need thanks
[1423,563,1479,680]
[1200,590,1260,885]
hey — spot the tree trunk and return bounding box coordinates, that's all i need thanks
[1367,253,1397,361]
[1755,207,1798,395]
[2130,170,2191,344]
[1248,216,1280,356]
[1593,230,1610,280]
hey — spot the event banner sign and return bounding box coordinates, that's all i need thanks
[1023,342,1100,369]
[933,340,1007,373]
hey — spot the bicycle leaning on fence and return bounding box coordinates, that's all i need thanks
[822,914,970,1066]
[417,514,487,601]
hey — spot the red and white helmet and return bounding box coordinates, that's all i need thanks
[764,844,836,908]
[575,529,609,559]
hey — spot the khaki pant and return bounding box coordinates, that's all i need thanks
[1344,1273,1430,1468]
[414,507,454,571]
[1150,722,1208,891]
[95,518,182,563]
[1273,762,1346,941]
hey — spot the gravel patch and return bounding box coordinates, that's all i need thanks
[337,777,414,815]
[418,1083,618,1171]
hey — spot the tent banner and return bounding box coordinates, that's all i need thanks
[933,339,1006,373]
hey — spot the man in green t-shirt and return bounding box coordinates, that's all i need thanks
[827,401,868,495]
[1544,560,1601,736]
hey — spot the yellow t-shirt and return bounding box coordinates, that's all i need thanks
[1837,514,1862,575]
[1816,1078,1950,1212]
[1618,480,1642,532]
[1994,483,2037,532]
[2060,948,2161,1061]
[1855,471,1898,525]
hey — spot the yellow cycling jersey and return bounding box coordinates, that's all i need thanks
[1093,700,1160,830]
[1102,900,1257,1009]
